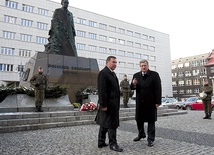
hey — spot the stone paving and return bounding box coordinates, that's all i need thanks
[0,110,214,155]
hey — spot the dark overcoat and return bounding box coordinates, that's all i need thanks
[130,70,162,122]
[95,66,120,129]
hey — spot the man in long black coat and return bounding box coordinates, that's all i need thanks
[131,59,162,147]
[95,56,123,152]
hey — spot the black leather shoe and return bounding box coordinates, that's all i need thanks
[110,144,123,152]
[98,143,108,148]
[133,135,146,141]
[148,141,154,147]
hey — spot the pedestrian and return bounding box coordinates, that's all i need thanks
[120,74,130,108]
[131,59,161,147]
[95,56,123,152]
[30,66,47,112]
[200,81,213,119]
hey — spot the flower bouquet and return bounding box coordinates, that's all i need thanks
[80,102,97,111]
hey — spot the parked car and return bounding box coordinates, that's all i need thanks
[182,97,214,111]
[161,97,178,107]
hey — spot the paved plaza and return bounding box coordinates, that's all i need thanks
[0,111,214,155]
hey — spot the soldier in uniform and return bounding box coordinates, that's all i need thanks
[30,66,47,112]
[120,74,130,108]
[200,81,213,119]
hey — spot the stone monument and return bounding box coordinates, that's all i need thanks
[20,0,99,104]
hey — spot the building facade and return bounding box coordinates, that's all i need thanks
[171,53,209,101]
[0,0,172,97]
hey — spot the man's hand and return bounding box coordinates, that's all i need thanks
[156,104,161,108]
[132,78,137,85]
[101,107,107,111]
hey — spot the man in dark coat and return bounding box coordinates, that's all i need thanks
[95,56,123,152]
[131,59,161,147]
[200,81,213,119]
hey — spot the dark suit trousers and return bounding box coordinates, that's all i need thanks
[137,121,155,142]
[98,126,117,146]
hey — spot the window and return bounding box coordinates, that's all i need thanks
[19,49,31,57]
[118,39,125,45]
[108,37,116,43]
[172,81,177,86]
[88,33,97,39]
[21,19,33,27]
[76,43,85,50]
[179,90,185,94]
[127,52,134,57]
[178,80,184,86]
[109,48,116,55]
[127,63,134,68]
[143,54,149,60]
[89,21,97,27]
[186,89,193,94]
[142,34,148,40]
[1,47,15,55]
[200,68,207,75]
[192,69,199,76]
[77,30,86,37]
[4,15,16,24]
[127,41,133,47]
[77,18,86,25]
[37,22,48,30]
[173,90,178,94]
[142,44,148,50]
[118,50,125,56]
[149,36,155,42]
[135,32,141,38]
[0,64,13,71]
[5,0,18,9]
[192,60,199,67]
[17,65,24,72]
[185,80,192,86]
[150,56,155,61]
[3,31,15,39]
[184,62,190,67]
[99,23,107,29]
[118,28,125,34]
[99,47,107,53]
[135,43,141,48]
[99,35,107,41]
[127,30,133,36]
[171,65,176,69]
[178,72,184,77]
[22,4,33,13]
[194,88,200,93]
[38,8,48,16]
[193,79,200,85]
[98,59,106,65]
[185,71,191,77]
[178,63,183,68]
[109,26,116,31]
[20,34,32,42]
[149,46,155,51]
[118,61,125,67]
[88,45,96,51]
[172,72,177,78]
[199,59,207,66]
[36,36,47,44]
[135,53,141,59]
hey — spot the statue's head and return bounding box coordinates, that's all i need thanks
[61,0,69,9]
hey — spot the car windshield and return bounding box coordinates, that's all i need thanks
[185,97,197,102]
[162,98,167,102]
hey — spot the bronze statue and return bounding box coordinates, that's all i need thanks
[45,0,77,57]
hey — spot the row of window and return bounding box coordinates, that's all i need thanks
[173,89,200,94]
[4,15,48,30]
[171,59,207,69]
[172,79,202,86]
[0,64,13,71]
[5,0,48,16]
[77,30,155,51]
[77,18,155,42]
[77,43,156,61]
[2,31,47,44]
[172,69,207,78]
[1,47,32,57]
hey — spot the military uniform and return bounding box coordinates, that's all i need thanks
[200,84,213,119]
[30,67,47,112]
[120,77,130,108]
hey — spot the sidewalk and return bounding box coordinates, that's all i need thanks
[0,111,214,155]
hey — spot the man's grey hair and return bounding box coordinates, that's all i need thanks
[139,59,149,65]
